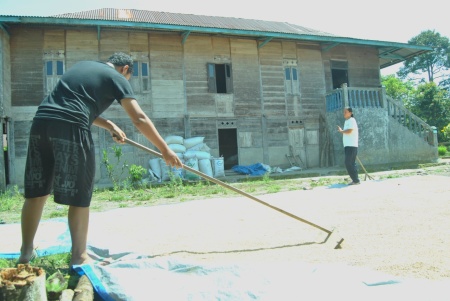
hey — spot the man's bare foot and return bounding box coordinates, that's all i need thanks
[70,254,93,267]
[18,249,37,264]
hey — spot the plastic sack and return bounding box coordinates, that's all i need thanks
[184,157,200,180]
[164,135,184,145]
[211,157,225,177]
[160,158,183,181]
[149,158,162,180]
[187,143,211,152]
[168,144,187,153]
[184,150,211,160]
[198,159,213,177]
[184,137,204,149]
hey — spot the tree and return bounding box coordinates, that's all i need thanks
[409,82,450,142]
[397,30,450,85]
[381,75,416,106]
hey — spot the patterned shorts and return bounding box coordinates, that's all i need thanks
[24,119,95,207]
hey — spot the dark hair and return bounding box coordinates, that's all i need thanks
[345,107,354,117]
[107,52,134,74]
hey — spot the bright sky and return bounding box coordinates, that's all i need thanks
[2,0,449,75]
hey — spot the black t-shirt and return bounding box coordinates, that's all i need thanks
[34,61,135,130]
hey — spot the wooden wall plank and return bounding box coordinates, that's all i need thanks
[10,27,44,106]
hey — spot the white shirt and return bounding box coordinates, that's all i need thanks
[343,117,358,147]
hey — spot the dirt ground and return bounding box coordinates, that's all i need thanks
[86,170,450,282]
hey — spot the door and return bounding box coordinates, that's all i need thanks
[288,127,307,168]
[218,128,238,170]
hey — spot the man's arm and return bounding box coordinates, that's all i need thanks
[337,125,353,134]
[93,116,127,143]
[120,98,182,168]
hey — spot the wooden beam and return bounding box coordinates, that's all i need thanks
[257,36,273,49]
[322,42,340,52]
[97,25,101,41]
[181,30,190,45]
[0,23,9,36]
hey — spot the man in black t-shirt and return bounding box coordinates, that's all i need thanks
[19,52,182,267]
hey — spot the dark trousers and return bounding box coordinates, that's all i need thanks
[344,146,359,183]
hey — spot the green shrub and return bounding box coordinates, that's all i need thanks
[128,164,147,186]
[438,145,447,156]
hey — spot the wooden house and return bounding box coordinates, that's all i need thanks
[0,8,437,190]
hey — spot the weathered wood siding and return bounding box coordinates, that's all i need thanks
[322,44,381,91]
[4,24,385,187]
[231,39,261,117]
[259,41,285,117]
[297,44,327,118]
[184,35,216,117]
[0,28,11,116]
[11,27,44,106]
[150,33,184,118]
[0,29,11,190]
[346,46,380,87]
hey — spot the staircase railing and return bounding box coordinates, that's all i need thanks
[386,96,435,145]
[326,84,437,146]
[326,84,383,111]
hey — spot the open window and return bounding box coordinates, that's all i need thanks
[331,60,349,89]
[207,63,233,94]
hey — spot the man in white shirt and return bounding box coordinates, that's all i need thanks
[337,107,360,185]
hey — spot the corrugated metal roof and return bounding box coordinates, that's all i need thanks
[0,8,432,68]
[52,8,335,37]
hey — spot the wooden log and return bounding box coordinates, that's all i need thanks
[0,264,47,301]
[72,275,94,301]
[59,289,74,301]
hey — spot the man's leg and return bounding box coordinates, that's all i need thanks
[19,195,48,263]
[347,147,359,183]
[68,205,92,266]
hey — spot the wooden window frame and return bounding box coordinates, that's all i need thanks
[284,66,300,95]
[207,63,233,94]
[44,58,65,95]
[131,61,151,94]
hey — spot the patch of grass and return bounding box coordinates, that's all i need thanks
[48,210,67,219]
[0,253,71,277]
[309,178,334,188]
[0,186,23,212]
[266,185,281,193]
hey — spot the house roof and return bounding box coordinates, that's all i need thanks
[0,8,432,69]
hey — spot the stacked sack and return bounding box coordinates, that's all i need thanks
[148,135,225,182]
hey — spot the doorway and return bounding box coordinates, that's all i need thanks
[2,120,9,186]
[331,60,349,89]
[218,128,238,169]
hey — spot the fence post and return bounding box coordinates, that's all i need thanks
[342,83,349,107]
[430,126,438,147]
[381,86,387,109]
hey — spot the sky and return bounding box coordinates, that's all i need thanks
[1,0,449,75]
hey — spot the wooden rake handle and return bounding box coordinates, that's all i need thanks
[124,137,332,235]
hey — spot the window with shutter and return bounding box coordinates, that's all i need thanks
[207,63,233,94]
[44,59,65,95]
[130,61,150,93]
[284,66,300,95]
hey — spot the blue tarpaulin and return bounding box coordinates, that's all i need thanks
[232,163,269,176]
